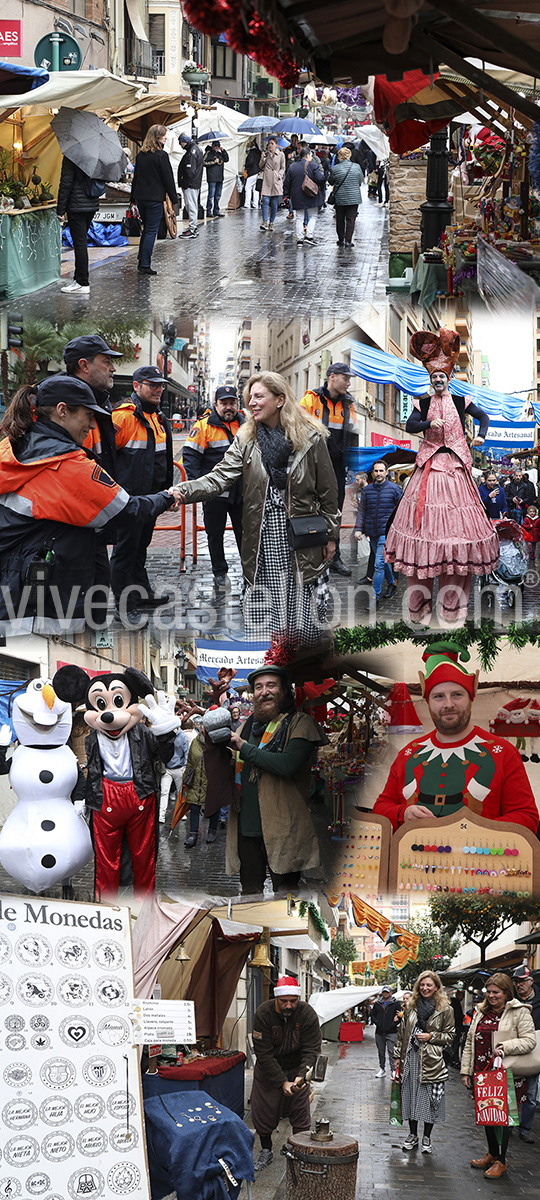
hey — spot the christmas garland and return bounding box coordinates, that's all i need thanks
[182,0,301,88]
[334,619,540,672]
[298,901,329,940]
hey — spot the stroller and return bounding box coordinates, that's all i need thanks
[482,518,528,609]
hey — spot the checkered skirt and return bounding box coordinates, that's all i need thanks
[400,1036,446,1124]
[242,485,329,646]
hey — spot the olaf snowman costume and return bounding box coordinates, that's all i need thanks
[53,665,179,901]
[0,678,93,893]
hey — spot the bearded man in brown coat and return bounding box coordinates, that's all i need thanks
[227,666,327,893]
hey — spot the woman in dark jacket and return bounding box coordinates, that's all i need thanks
[56,158,100,295]
[328,147,364,247]
[283,148,325,246]
[130,124,178,276]
[0,376,179,621]
[244,140,261,209]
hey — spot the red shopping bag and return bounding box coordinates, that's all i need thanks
[473,1055,512,1126]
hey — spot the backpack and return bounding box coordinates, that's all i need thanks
[84,176,107,199]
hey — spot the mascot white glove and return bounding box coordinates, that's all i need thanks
[137,692,180,736]
[0,724,12,747]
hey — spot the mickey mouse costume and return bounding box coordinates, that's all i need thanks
[54,665,179,900]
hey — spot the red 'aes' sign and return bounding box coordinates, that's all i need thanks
[0,21,22,56]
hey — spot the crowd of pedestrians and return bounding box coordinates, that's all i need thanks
[366,965,539,1176]
[354,453,540,614]
[123,125,389,275]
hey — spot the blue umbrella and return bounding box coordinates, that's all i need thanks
[273,117,325,136]
[197,129,230,142]
[277,137,290,148]
[238,116,279,132]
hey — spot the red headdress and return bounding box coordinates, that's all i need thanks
[409,328,460,378]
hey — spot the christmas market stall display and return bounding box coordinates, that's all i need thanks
[133,893,258,1118]
[303,670,390,841]
[330,627,540,899]
[0,68,140,299]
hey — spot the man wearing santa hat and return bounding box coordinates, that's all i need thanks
[250,975,322,1171]
[373,640,539,832]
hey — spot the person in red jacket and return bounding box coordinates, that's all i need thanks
[373,640,539,834]
[522,505,540,561]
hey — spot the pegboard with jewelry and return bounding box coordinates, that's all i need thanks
[326,630,540,901]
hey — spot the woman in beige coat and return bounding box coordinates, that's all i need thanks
[179,371,340,649]
[259,138,285,231]
[394,971,454,1155]
[461,972,536,1179]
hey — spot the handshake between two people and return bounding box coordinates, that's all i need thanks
[168,485,190,512]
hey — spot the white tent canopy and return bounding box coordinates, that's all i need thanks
[167,102,257,212]
[309,985,383,1025]
[355,124,390,161]
[0,69,142,116]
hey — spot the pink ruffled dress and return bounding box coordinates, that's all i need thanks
[384,390,499,579]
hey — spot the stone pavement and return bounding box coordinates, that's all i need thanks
[244,1023,539,1200]
[6,188,389,323]
[0,776,336,903]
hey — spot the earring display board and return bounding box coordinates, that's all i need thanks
[0,895,150,1200]
[388,810,540,898]
[330,810,392,899]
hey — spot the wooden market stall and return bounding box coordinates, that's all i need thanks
[0,68,141,299]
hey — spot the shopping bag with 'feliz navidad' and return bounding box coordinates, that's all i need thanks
[389,1063,402,1126]
[474,1055,519,1126]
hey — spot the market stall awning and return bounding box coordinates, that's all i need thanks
[0,68,142,116]
[103,92,192,141]
[350,341,528,422]
[256,1,540,98]
[310,985,383,1025]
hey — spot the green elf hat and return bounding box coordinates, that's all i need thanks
[418,640,479,701]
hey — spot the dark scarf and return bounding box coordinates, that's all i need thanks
[256,421,293,491]
[415,995,436,1030]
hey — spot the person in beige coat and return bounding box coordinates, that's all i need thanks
[178,371,340,648]
[461,972,536,1179]
[259,138,285,231]
[394,970,455,1155]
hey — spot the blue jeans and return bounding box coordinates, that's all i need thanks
[370,533,394,598]
[520,1073,539,1130]
[261,195,279,224]
[207,180,223,215]
[137,200,163,269]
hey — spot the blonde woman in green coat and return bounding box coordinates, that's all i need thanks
[178,372,340,648]
[394,970,455,1155]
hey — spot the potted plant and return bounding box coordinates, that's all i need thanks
[182,59,210,86]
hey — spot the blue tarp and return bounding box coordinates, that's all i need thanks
[346,446,415,473]
[0,678,27,741]
[144,1090,254,1200]
[62,220,128,248]
[0,62,49,93]
[195,639,269,685]
[350,342,532,423]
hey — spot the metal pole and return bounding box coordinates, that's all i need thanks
[50,33,62,72]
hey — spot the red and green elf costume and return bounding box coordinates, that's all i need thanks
[373,642,539,834]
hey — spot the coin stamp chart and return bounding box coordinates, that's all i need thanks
[0,896,151,1200]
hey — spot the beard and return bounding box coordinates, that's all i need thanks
[431,703,472,736]
[252,695,282,723]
